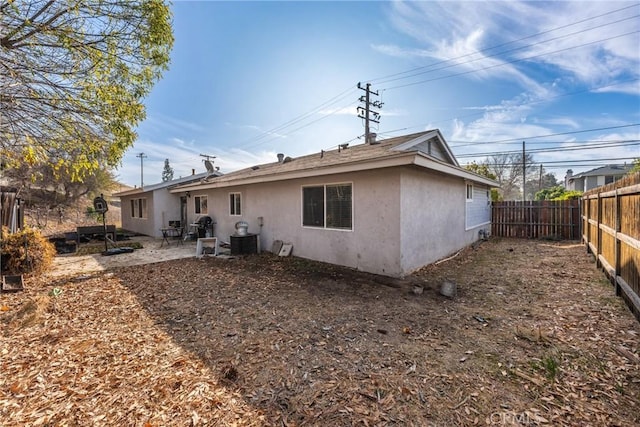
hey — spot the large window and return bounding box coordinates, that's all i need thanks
[302,183,352,230]
[195,195,208,215]
[130,198,147,219]
[229,193,242,216]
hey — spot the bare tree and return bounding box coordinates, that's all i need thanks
[486,153,537,200]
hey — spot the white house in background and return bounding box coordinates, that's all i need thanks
[564,164,633,192]
[159,130,498,277]
[115,170,221,238]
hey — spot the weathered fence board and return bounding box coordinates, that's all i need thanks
[491,200,580,239]
[582,172,640,322]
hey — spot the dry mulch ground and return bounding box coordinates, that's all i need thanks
[1,238,639,426]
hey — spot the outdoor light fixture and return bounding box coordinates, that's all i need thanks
[186,191,191,198]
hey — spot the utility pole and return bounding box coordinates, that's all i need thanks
[539,164,543,192]
[136,152,147,188]
[357,82,383,144]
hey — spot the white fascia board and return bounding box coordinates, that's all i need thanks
[113,188,150,198]
[413,154,500,187]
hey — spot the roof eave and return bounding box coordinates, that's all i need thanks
[413,154,500,187]
[169,153,418,192]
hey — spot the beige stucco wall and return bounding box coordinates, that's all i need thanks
[399,167,482,276]
[120,191,155,237]
[122,166,491,277]
[120,189,182,238]
[193,169,403,276]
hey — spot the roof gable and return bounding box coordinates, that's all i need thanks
[390,129,459,166]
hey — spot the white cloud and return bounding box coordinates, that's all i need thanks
[384,1,639,94]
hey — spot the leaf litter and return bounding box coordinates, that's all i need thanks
[1,238,638,426]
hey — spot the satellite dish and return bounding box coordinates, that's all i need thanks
[204,159,214,174]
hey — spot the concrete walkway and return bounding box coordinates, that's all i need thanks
[48,236,201,277]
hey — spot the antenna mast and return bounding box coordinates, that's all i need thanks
[136,152,147,188]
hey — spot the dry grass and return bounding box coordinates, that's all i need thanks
[1,238,638,426]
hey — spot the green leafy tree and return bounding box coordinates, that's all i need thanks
[535,186,582,201]
[0,0,173,182]
[525,170,558,201]
[161,158,174,182]
[553,190,583,201]
[630,158,640,174]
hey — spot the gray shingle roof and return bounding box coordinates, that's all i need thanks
[571,164,633,179]
[170,130,498,191]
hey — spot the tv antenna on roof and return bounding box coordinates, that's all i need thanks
[200,153,217,177]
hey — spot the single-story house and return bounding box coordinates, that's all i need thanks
[115,169,221,238]
[564,164,633,192]
[154,130,498,277]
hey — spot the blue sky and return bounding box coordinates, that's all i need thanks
[116,0,640,187]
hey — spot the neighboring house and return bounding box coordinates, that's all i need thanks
[564,165,633,192]
[161,130,497,277]
[114,170,221,238]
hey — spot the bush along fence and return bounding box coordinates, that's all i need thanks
[491,200,580,240]
[582,172,640,322]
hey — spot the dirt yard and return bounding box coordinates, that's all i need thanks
[1,238,639,426]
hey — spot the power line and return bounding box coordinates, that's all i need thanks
[383,30,639,91]
[464,157,637,166]
[236,85,357,150]
[216,5,639,156]
[453,123,640,146]
[456,140,640,158]
[374,13,639,86]
[376,78,640,140]
[367,4,639,85]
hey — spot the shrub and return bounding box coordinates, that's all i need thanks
[1,227,56,275]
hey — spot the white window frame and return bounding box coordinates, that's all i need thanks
[229,192,242,216]
[130,198,147,219]
[301,182,353,231]
[466,183,474,202]
[194,195,208,215]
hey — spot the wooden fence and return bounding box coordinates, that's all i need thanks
[582,172,640,321]
[491,200,580,239]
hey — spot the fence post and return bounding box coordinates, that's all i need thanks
[614,188,621,296]
[584,196,589,249]
[596,192,602,268]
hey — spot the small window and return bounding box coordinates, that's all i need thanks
[229,193,242,216]
[195,195,208,215]
[130,198,147,218]
[466,184,473,201]
[302,183,352,230]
